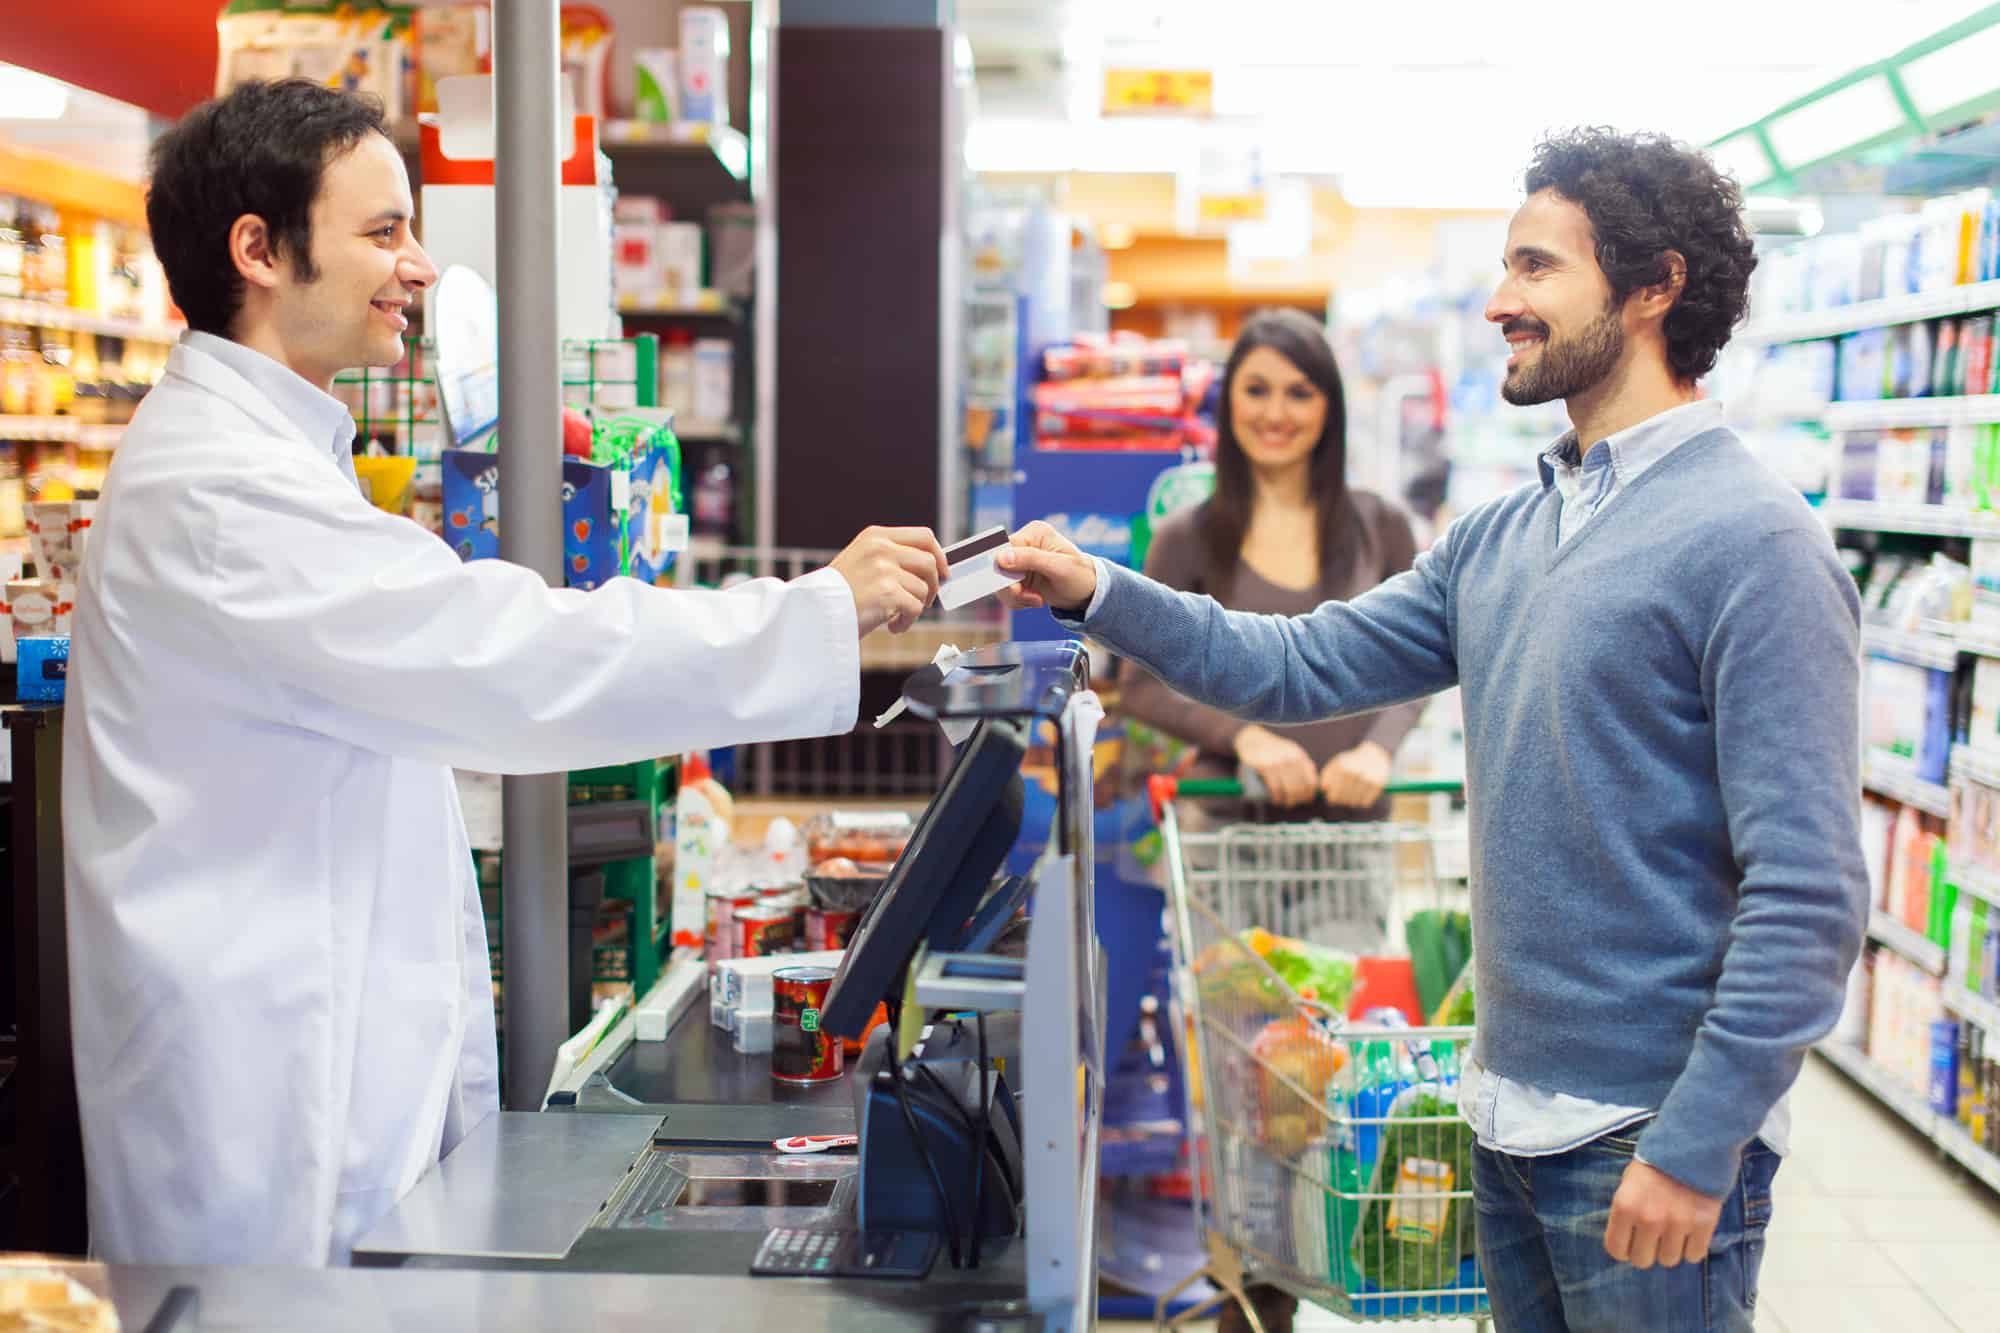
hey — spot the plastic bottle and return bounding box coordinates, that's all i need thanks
[692,459,734,539]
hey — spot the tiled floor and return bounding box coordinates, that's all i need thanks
[1107,1051,2000,1331]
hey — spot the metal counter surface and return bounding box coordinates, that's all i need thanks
[595,996,858,1142]
[100,1264,1043,1331]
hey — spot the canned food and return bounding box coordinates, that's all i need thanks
[735,902,797,959]
[705,888,759,962]
[773,966,841,1084]
[806,906,860,953]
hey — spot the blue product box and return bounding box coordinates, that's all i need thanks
[17,635,69,702]
[442,450,501,562]
[561,459,621,590]
[626,437,687,586]
[1931,1018,1961,1117]
[441,449,631,591]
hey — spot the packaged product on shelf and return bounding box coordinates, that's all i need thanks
[1864,656,1952,782]
[1883,804,1945,929]
[634,48,679,124]
[679,7,731,127]
[1932,1018,1962,1116]
[659,223,705,306]
[0,199,22,301]
[559,6,615,121]
[659,331,695,418]
[414,5,490,115]
[708,203,756,299]
[613,205,666,303]
[5,576,70,644]
[691,338,732,426]
[216,2,412,122]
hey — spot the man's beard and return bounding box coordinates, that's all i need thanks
[1501,304,1624,406]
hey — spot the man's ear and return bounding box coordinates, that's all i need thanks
[228,214,282,292]
[1633,250,1687,322]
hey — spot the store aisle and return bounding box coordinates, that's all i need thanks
[1111,1050,2000,1333]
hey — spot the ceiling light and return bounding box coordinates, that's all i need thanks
[0,64,71,121]
[1102,281,1138,310]
[1764,74,1909,172]
[1897,21,2000,124]
[1099,222,1136,249]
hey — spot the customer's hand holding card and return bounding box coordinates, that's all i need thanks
[936,526,1025,610]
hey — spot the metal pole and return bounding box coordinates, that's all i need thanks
[495,0,569,1112]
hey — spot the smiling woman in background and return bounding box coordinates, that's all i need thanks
[1120,308,1426,824]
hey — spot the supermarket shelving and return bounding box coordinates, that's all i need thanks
[1943,982,2000,1043]
[1957,622,2000,659]
[0,298,182,346]
[1864,750,1953,818]
[1862,624,1960,671]
[1821,396,2000,432]
[0,417,122,449]
[1953,744,2000,792]
[1740,279,2000,346]
[672,423,742,446]
[1868,909,1948,976]
[1814,1040,2000,1195]
[1818,500,2000,538]
[1951,860,2000,912]
[616,291,738,319]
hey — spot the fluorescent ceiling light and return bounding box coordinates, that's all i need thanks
[1764,74,1907,170]
[1708,134,1774,188]
[1897,21,2000,122]
[0,64,70,121]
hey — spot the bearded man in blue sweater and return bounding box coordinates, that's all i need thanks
[1000,128,1866,1333]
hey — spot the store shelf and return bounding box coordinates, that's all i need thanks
[1944,982,2000,1040]
[0,416,123,448]
[1951,860,2000,912]
[1818,500,2000,538]
[1821,396,2000,432]
[673,423,741,446]
[1957,622,2000,659]
[1953,744,2000,793]
[1869,909,1948,976]
[599,120,750,172]
[1864,751,1954,818]
[1817,1040,2000,1195]
[1742,280,2000,346]
[0,298,182,346]
[1862,625,1960,671]
[617,292,738,320]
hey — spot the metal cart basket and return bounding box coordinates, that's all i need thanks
[1149,776,1488,1331]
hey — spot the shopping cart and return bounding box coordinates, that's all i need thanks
[1147,775,1488,1332]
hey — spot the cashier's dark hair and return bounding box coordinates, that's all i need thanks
[1523,127,1757,382]
[147,79,390,336]
[1201,308,1357,596]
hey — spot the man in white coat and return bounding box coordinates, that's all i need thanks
[63,79,950,1266]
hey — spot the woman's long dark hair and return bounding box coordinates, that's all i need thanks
[1199,308,1358,596]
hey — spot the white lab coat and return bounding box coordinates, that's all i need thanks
[63,340,860,1265]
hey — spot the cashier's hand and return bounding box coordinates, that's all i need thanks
[1604,1159,1724,1270]
[994,521,1098,613]
[829,526,949,637]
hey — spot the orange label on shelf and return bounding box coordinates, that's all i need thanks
[1102,69,1214,116]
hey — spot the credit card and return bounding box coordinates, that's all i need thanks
[937,525,1023,610]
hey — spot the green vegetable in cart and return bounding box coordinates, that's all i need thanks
[1349,1088,1477,1293]
[1406,909,1472,1020]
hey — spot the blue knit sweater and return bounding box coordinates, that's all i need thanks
[1072,427,1867,1196]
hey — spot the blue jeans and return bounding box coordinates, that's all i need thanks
[1473,1130,1779,1333]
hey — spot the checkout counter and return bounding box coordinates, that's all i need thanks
[338,642,1110,1332]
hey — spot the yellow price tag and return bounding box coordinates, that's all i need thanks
[1102,69,1214,116]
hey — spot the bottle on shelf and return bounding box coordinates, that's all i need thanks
[691,454,735,542]
[0,198,23,302]
[660,329,695,420]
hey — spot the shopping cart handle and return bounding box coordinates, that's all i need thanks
[1148,772,1464,819]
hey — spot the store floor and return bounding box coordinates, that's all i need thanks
[1105,1051,2000,1332]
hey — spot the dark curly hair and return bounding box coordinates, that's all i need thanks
[1524,127,1757,382]
[146,80,389,336]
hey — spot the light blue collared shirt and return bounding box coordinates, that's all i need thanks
[1537,398,1725,548]
[183,331,359,485]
